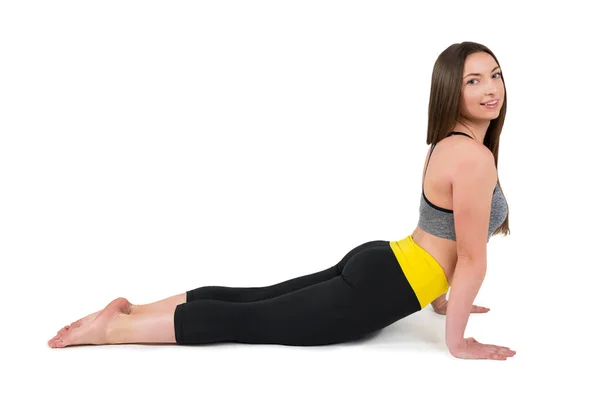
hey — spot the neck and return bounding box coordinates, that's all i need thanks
[451,121,490,144]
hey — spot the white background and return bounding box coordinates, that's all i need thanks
[2,1,598,399]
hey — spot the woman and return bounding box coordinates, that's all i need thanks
[48,41,516,360]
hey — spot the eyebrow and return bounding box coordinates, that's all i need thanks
[464,66,501,79]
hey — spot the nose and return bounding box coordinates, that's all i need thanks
[486,81,501,96]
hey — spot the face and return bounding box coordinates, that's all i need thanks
[459,52,505,122]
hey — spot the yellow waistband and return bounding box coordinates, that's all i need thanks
[389,235,450,309]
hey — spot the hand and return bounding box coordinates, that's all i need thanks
[432,299,489,315]
[449,337,516,360]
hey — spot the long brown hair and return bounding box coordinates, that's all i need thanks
[426,41,510,237]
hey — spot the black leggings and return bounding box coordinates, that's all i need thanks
[174,240,422,346]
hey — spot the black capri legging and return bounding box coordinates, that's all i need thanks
[174,240,423,346]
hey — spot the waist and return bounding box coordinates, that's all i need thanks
[388,235,450,309]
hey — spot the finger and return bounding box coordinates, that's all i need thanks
[471,306,490,313]
[492,345,516,354]
[476,347,507,359]
[481,345,500,353]
[473,341,515,357]
[474,348,504,360]
[495,349,515,358]
[498,348,516,356]
[488,346,516,356]
[480,344,509,355]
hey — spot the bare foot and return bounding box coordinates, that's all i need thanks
[54,311,99,337]
[48,297,133,348]
[54,297,135,337]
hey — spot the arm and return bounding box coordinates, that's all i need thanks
[432,287,490,315]
[445,258,486,349]
[431,292,447,311]
[444,145,496,352]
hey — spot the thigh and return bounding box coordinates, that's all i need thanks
[187,264,339,303]
[175,275,376,346]
[186,239,390,303]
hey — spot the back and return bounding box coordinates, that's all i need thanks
[417,132,504,244]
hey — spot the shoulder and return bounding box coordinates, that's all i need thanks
[437,135,495,176]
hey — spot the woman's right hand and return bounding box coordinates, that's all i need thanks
[449,337,516,360]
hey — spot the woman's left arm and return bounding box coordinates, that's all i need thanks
[431,293,447,311]
[431,290,489,315]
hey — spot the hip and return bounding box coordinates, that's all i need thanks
[388,235,449,308]
[339,235,449,311]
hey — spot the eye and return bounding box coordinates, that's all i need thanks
[467,72,502,85]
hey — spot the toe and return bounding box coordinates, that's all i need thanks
[57,325,70,335]
[57,334,70,347]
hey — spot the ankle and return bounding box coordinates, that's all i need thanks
[105,314,130,344]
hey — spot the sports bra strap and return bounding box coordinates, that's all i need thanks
[448,131,475,140]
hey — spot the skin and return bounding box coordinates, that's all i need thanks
[412,51,514,360]
[412,51,506,290]
[48,51,516,360]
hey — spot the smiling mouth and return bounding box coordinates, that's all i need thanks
[481,100,499,106]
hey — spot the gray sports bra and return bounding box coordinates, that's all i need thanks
[417,132,508,242]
